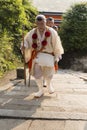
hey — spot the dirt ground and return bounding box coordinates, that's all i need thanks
[0,70,17,87]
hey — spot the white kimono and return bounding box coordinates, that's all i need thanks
[23,26,64,78]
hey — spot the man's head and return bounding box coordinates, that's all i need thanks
[35,14,46,29]
[46,17,54,27]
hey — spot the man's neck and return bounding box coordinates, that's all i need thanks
[38,28,45,32]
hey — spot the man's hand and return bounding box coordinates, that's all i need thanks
[21,46,25,54]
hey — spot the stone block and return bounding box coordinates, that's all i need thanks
[16,67,25,79]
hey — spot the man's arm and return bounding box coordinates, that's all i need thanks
[51,29,64,62]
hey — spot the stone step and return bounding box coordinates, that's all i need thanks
[0,109,87,120]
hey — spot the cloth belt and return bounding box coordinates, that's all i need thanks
[42,51,54,56]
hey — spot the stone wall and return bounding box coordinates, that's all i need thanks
[59,51,87,73]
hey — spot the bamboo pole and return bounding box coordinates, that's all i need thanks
[22,26,26,86]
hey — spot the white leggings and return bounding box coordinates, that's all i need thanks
[34,64,54,88]
[33,63,54,79]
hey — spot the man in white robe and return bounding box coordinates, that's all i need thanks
[43,17,59,87]
[21,14,64,98]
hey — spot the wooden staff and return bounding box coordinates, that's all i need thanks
[28,70,31,87]
[28,50,37,87]
[22,26,26,86]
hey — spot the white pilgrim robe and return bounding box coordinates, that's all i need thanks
[23,26,64,77]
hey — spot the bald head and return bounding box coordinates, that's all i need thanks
[35,14,46,22]
[35,14,46,30]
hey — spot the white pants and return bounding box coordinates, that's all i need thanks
[33,63,54,79]
[33,63,55,89]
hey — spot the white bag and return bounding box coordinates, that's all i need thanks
[36,52,54,67]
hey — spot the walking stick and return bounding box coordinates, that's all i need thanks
[28,70,31,87]
[22,26,26,86]
[28,50,37,87]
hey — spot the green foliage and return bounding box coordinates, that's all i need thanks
[22,0,38,29]
[12,0,38,56]
[0,31,17,77]
[0,0,38,77]
[0,0,38,33]
[0,0,38,50]
[59,3,87,52]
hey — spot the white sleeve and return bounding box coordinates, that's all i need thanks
[21,28,35,49]
[51,29,64,62]
[20,32,30,50]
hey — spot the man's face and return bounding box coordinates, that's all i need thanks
[46,20,54,27]
[36,17,46,29]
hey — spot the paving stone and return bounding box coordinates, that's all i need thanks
[0,69,87,120]
[28,120,65,130]
[64,121,87,130]
[0,119,31,130]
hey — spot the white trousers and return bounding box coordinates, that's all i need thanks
[33,63,55,90]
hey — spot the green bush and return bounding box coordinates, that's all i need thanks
[0,0,38,56]
[0,31,16,77]
[0,0,38,77]
[59,3,87,52]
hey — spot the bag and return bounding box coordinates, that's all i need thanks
[35,52,54,67]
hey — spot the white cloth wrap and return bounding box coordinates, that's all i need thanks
[35,52,54,67]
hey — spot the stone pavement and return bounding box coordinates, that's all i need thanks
[0,69,87,130]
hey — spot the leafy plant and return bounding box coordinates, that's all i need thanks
[59,3,87,52]
[0,0,38,77]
